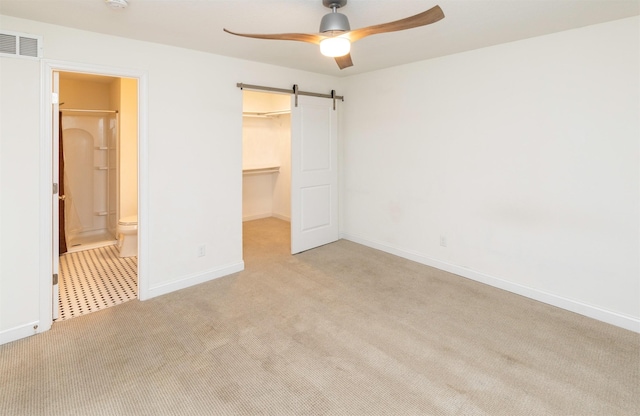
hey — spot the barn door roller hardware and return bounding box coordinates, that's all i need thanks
[236,83,344,109]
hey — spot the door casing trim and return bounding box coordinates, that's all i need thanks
[39,59,149,334]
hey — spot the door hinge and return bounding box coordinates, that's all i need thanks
[52,92,59,104]
[53,273,58,285]
[53,183,58,194]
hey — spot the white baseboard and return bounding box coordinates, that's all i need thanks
[243,213,272,222]
[341,232,640,333]
[146,261,244,299]
[0,321,40,346]
[243,213,291,222]
[272,213,291,222]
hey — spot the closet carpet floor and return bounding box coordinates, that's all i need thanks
[58,244,137,321]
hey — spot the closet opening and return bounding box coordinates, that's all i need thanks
[242,90,291,254]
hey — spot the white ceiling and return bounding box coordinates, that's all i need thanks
[0,0,638,77]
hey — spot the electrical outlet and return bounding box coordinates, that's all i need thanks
[197,245,206,257]
[439,235,447,247]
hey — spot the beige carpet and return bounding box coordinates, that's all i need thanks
[1,217,638,415]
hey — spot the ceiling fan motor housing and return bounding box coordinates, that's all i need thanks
[319,12,350,33]
[320,0,350,33]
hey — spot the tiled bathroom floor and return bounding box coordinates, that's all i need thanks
[58,244,137,321]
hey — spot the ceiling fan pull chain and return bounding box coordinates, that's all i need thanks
[293,84,299,107]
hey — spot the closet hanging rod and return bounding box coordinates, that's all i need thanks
[60,109,118,113]
[236,83,344,102]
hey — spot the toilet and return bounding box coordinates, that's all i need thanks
[117,215,138,257]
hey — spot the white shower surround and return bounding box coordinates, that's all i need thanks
[62,112,118,247]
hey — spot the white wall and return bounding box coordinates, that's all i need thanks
[60,77,112,109]
[106,76,138,221]
[0,56,41,342]
[119,77,138,219]
[0,15,341,344]
[273,114,291,220]
[341,16,640,331]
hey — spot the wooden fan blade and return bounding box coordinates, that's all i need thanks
[335,53,353,70]
[223,29,326,45]
[346,5,444,43]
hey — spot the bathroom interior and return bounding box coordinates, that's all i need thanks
[57,71,139,320]
[242,90,292,244]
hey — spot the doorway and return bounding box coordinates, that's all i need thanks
[240,87,340,256]
[55,71,139,320]
[241,90,292,253]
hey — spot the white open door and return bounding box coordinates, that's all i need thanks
[290,94,339,254]
[52,71,60,320]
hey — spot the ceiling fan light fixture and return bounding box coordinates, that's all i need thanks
[320,37,350,57]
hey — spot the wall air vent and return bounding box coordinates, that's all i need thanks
[0,31,42,59]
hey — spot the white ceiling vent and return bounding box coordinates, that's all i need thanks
[0,31,42,59]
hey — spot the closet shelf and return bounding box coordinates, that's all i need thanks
[243,166,280,175]
[243,110,290,118]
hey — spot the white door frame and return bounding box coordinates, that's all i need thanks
[39,60,150,333]
[52,70,60,321]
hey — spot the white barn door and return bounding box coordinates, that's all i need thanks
[290,95,339,254]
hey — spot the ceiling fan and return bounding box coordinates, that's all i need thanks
[223,0,444,70]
